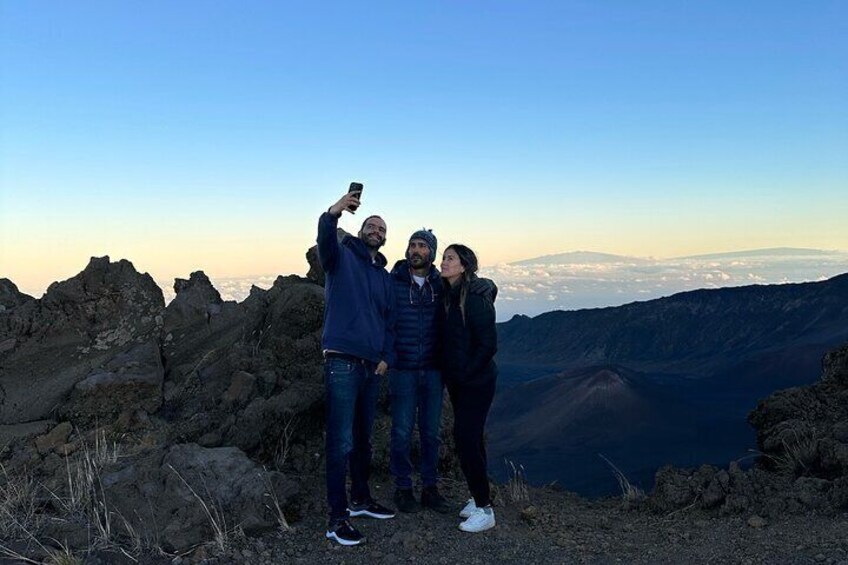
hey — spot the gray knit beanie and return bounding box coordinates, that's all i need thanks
[407,229,437,263]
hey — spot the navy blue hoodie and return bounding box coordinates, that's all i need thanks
[317,212,395,365]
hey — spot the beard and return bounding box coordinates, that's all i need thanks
[362,234,385,250]
[409,253,431,269]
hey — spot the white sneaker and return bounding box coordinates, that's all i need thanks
[458,507,495,533]
[459,498,477,518]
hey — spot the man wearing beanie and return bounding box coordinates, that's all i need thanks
[388,229,451,513]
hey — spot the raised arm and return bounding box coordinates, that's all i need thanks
[317,192,362,273]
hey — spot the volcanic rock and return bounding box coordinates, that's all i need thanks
[61,340,164,423]
[0,278,34,312]
[159,272,325,467]
[34,421,73,454]
[101,443,298,552]
[749,344,848,479]
[0,257,164,424]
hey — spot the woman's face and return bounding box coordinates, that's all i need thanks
[440,248,465,282]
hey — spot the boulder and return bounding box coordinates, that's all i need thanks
[34,422,73,455]
[102,443,298,552]
[649,466,701,512]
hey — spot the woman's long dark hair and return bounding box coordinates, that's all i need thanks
[443,244,478,324]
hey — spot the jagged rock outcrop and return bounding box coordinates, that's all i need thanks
[0,257,331,556]
[0,257,164,424]
[748,343,848,505]
[648,343,848,515]
[0,278,34,313]
[159,273,325,460]
[159,270,247,425]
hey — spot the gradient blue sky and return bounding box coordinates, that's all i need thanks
[1,1,846,297]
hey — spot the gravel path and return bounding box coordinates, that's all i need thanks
[177,479,848,565]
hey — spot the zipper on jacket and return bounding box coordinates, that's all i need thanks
[418,281,423,365]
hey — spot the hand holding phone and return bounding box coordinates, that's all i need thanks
[329,182,365,217]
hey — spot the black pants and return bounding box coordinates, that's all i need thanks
[447,379,496,508]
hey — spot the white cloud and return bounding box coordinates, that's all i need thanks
[158,250,848,322]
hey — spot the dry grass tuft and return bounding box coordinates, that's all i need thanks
[778,428,819,477]
[261,471,291,532]
[0,462,41,540]
[599,454,644,504]
[503,458,530,503]
[166,464,230,552]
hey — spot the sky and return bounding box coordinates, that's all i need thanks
[1,1,846,301]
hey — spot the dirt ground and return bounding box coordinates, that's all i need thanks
[51,475,845,565]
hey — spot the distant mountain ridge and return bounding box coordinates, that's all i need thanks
[674,247,839,260]
[497,272,848,373]
[508,246,845,266]
[489,272,848,495]
[510,251,647,266]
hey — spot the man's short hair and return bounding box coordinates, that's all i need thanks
[360,215,384,231]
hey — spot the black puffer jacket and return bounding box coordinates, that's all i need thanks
[439,278,498,386]
[390,260,444,370]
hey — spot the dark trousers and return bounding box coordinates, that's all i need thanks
[388,368,444,489]
[447,379,496,507]
[324,356,380,521]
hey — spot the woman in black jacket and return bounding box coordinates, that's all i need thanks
[439,244,498,533]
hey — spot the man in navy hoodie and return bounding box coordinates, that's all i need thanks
[388,230,451,514]
[317,190,396,546]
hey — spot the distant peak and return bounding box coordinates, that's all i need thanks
[674,247,838,260]
[585,368,626,389]
[510,251,645,266]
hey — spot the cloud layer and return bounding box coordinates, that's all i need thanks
[157,249,848,322]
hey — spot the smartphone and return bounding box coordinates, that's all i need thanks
[348,182,364,197]
[348,182,363,211]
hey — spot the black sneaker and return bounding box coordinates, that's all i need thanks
[348,499,396,519]
[393,488,420,513]
[326,518,365,546]
[420,486,451,514]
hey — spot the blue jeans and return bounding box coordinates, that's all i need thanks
[389,368,444,489]
[324,356,381,520]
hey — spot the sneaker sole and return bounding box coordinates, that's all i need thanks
[325,531,366,546]
[458,519,496,533]
[348,509,396,519]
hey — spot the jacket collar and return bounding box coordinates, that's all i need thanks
[391,259,440,284]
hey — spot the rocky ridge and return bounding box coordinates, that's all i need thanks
[0,254,846,564]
